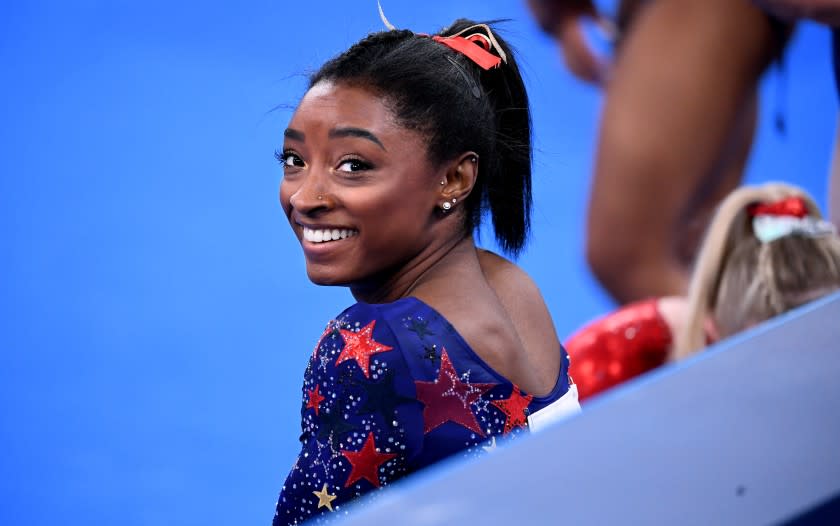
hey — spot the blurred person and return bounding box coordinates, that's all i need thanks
[565,182,840,401]
[272,17,578,525]
[527,0,793,304]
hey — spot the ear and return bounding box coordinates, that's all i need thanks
[439,152,479,204]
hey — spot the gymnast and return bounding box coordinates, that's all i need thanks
[272,16,578,525]
[565,182,840,402]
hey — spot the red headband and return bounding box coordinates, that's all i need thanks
[748,196,808,218]
[377,4,504,71]
[431,34,502,70]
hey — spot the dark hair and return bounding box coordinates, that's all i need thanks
[309,19,533,255]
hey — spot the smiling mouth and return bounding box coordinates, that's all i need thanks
[302,227,359,243]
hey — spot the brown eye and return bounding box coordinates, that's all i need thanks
[337,158,371,173]
[276,150,304,168]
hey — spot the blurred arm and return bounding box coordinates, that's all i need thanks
[525,0,611,85]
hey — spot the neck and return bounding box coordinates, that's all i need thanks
[350,235,474,304]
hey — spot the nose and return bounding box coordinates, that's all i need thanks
[286,171,332,215]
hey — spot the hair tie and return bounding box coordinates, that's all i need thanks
[376,3,505,71]
[434,23,508,70]
[748,197,836,243]
[431,34,502,70]
[747,196,808,218]
[466,33,491,51]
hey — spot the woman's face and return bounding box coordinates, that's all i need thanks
[279,81,445,287]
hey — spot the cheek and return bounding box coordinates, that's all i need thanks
[363,194,432,244]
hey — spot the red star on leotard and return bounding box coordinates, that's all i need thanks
[414,348,496,437]
[492,385,533,434]
[336,321,393,378]
[341,432,397,488]
[306,384,325,416]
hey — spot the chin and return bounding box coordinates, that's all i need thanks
[304,264,352,287]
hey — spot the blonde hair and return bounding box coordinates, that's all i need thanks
[673,182,840,359]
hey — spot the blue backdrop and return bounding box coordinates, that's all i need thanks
[1,1,835,525]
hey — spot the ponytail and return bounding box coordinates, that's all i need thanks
[438,20,533,254]
[674,182,829,358]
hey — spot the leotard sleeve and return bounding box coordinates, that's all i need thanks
[564,298,672,401]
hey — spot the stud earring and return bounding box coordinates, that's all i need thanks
[470,155,477,163]
[452,198,457,204]
[442,201,452,211]
[317,195,323,200]
[440,180,446,186]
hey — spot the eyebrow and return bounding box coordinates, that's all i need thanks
[329,127,386,150]
[284,128,305,141]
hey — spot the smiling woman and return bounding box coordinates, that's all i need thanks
[272,18,579,525]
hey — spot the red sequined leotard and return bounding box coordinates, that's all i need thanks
[564,299,672,401]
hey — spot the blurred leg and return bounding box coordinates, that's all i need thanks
[674,92,758,268]
[586,0,788,304]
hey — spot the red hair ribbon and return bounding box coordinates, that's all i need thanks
[431,35,502,70]
[748,196,808,218]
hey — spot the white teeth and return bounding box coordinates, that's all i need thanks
[303,227,358,243]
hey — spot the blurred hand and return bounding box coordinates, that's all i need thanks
[526,0,612,86]
[554,17,612,85]
[753,0,840,25]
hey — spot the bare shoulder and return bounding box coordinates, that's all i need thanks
[476,249,559,344]
[476,249,560,394]
[477,250,548,306]
[411,248,561,395]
